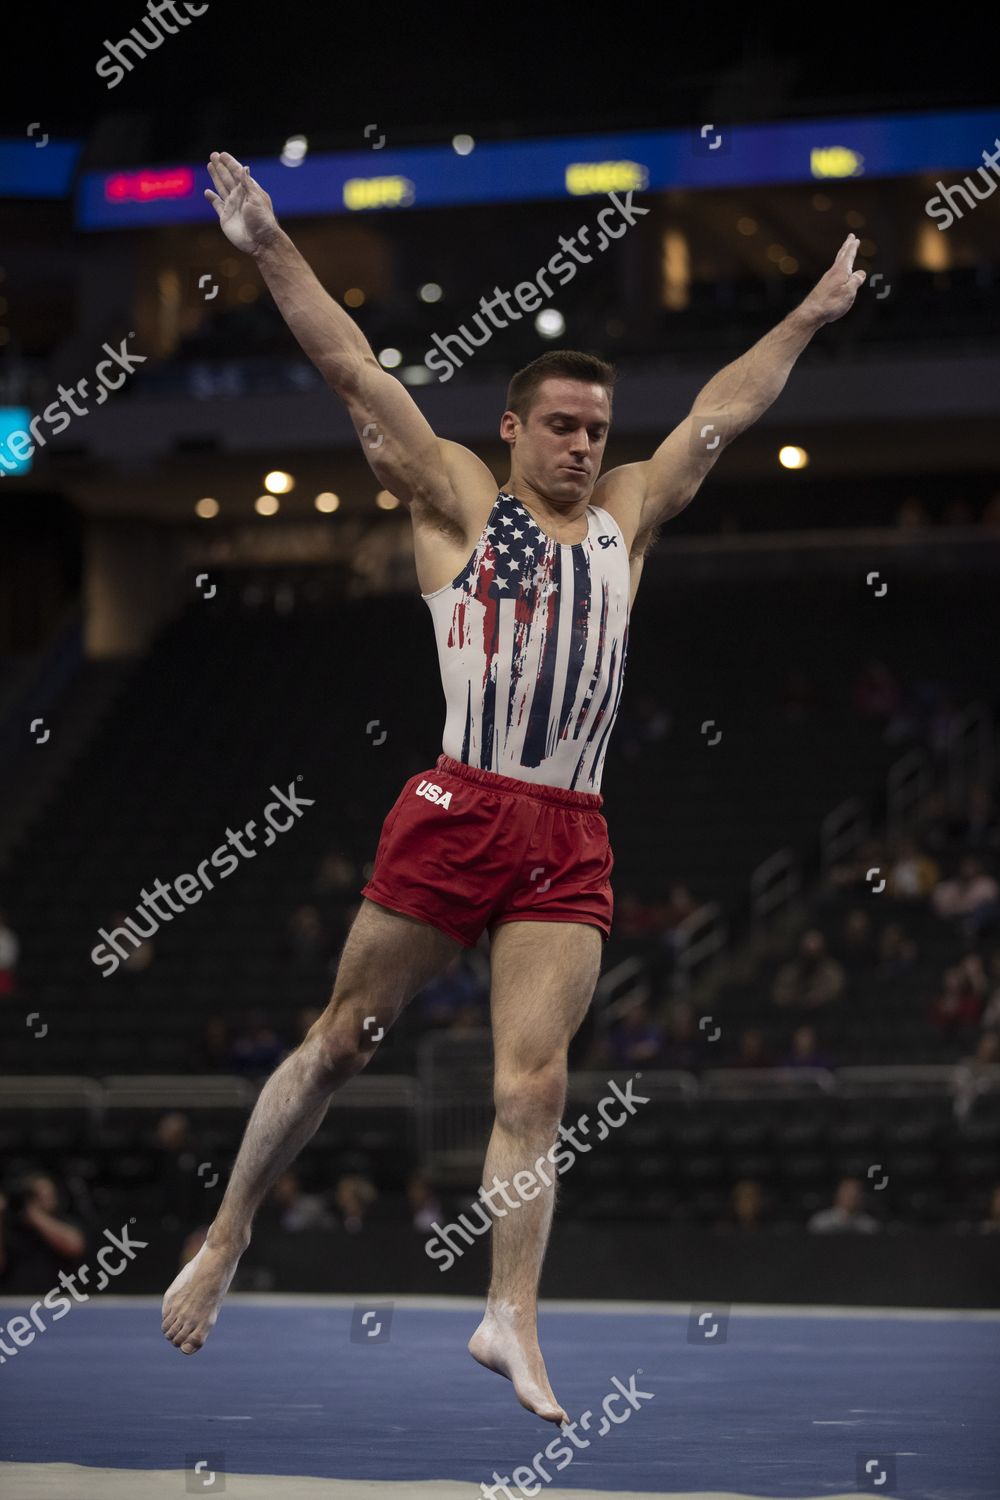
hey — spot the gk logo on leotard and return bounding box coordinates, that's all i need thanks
[415,779,453,809]
[597,534,618,548]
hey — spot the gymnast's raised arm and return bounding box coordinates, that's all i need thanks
[204,150,487,522]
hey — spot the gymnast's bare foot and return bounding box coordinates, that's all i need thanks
[469,1300,568,1425]
[161,1235,244,1354]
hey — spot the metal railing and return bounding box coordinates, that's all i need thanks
[673,900,727,991]
[821,796,868,872]
[750,848,800,929]
[886,747,932,839]
[948,701,995,807]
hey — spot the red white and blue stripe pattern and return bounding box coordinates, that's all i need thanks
[422,491,630,791]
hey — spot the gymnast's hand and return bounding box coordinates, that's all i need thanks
[802,233,868,324]
[204,151,280,255]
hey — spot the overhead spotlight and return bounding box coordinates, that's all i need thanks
[535,309,565,339]
[344,288,365,307]
[315,492,340,513]
[280,135,309,168]
[264,470,294,494]
[255,494,280,515]
[737,216,757,236]
[419,282,443,303]
[375,490,400,510]
[452,134,474,156]
[779,256,799,275]
[378,347,402,368]
[195,497,219,518]
[401,364,433,385]
[778,445,809,470]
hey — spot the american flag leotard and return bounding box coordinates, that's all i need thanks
[421,491,631,792]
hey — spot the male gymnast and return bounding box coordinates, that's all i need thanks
[163,151,865,1423]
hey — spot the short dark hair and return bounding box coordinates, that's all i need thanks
[505,350,616,424]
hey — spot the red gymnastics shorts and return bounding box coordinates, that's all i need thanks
[360,753,614,948]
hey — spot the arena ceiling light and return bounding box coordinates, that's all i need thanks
[378,348,402,369]
[315,492,340,513]
[280,135,309,168]
[419,283,443,303]
[375,490,400,510]
[255,494,280,515]
[195,497,219,518]
[779,445,809,470]
[264,470,294,493]
[535,309,565,339]
[451,134,474,156]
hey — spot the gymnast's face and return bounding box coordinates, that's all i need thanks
[504,378,611,509]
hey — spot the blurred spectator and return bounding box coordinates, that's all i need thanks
[618,692,673,762]
[962,1031,999,1068]
[716,1179,768,1233]
[931,857,1000,938]
[335,1173,377,1233]
[655,882,701,936]
[415,952,488,1028]
[227,1011,286,1077]
[912,788,955,855]
[152,1111,200,1229]
[660,1000,704,1069]
[895,496,930,530]
[836,909,879,975]
[807,1177,879,1234]
[407,1174,443,1234]
[191,1015,229,1072]
[955,784,1000,854]
[953,1032,1000,1121]
[285,903,331,966]
[826,837,887,895]
[852,659,902,723]
[925,688,961,762]
[0,1172,86,1292]
[772,930,845,1009]
[978,1184,1000,1234]
[603,1000,666,1068]
[449,999,489,1033]
[887,838,940,899]
[781,668,816,724]
[979,951,1000,1031]
[314,848,358,897]
[615,889,663,939]
[956,952,989,1002]
[929,965,983,1037]
[982,492,1000,529]
[266,1170,336,1232]
[782,1024,834,1070]
[875,923,919,979]
[731,1026,773,1069]
[0,910,19,997]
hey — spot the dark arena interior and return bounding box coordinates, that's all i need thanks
[0,13,998,1499]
